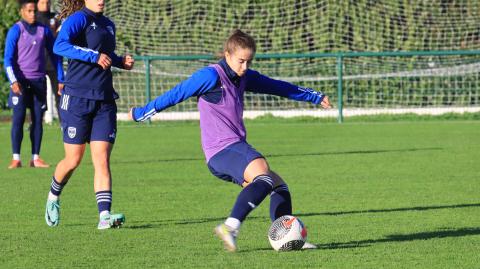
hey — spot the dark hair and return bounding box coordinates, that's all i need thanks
[18,0,37,8]
[224,29,256,54]
[58,0,84,19]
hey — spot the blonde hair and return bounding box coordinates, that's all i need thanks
[58,0,84,19]
[223,29,256,54]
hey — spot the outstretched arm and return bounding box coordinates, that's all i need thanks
[130,67,218,122]
[246,70,332,108]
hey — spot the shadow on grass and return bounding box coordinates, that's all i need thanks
[111,147,442,165]
[124,216,230,229]
[297,202,480,217]
[316,227,480,250]
[244,227,480,252]
[124,202,480,230]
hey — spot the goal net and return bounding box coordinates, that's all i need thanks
[54,0,480,119]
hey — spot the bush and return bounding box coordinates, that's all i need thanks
[0,0,20,109]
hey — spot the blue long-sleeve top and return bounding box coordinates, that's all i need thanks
[4,20,64,84]
[132,59,325,121]
[54,7,124,100]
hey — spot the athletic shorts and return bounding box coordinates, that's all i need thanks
[207,141,264,186]
[59,93,117,144]
[8,78,47,112]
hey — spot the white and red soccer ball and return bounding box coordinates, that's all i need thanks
[268,215,307,251]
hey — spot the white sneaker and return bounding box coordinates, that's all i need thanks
[302,241,318,249]
[214,223,238,252]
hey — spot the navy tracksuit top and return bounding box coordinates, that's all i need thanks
[54,7,124,100]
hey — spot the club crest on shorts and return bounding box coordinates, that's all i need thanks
[67,127,77,138]
[12,96,18,106]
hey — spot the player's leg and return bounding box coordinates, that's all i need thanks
[268,172,316,250]
[268,171,292,221]
[45,94,90,227]
[29,78,49,167]
[45,143,86,227]
[90,100,124,229]
[210,142,271,251]
[8,88,27,168]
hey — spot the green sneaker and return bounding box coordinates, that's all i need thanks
[45,199,60,227]
[97,213,125,230]
[214,223,238,252]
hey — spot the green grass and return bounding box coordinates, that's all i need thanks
[0,119,479,268]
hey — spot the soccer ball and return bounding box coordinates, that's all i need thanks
[268,215,307,251]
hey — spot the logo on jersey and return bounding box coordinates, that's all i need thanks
[106,26,114,36]
[12,96,18,106]
[67,127,76,138]
[90,22,97,30]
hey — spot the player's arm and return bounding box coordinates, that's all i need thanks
[246,70,332,108]
[107,22,134,70]
[4,25,20,85]
[53,12,100,64]
[131,67,218,122]
[45,27,65,83]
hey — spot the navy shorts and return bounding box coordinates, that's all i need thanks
[59,93,117,144]
[207,141,264,186]
[8,78,47,112]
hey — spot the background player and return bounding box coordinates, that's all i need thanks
[4,0,64,169]
[130,29,331,251]
[36,0,63,120]
[44,0,134,229]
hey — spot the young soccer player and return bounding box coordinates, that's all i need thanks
[44,0,134,229]
[130,30,331,251]
[4,0,64,169]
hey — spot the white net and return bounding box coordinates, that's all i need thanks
[53,0,480,118]
[105,0,480,55]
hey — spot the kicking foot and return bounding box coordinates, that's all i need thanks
[214,223,238,252]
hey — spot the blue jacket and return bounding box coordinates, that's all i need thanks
[54,7,123,100]
[132,59,325,121]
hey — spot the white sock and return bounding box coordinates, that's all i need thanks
[13,154,20,161]
[48,191,59,201]
[32,154,39,161]
[225,217,241,231]
[99,210,110,219]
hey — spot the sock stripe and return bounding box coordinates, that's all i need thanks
[50,177,65,196]
[96,191,112,214]
[253,175,274,187]
[271,184,289,196]
[95,194,112,198]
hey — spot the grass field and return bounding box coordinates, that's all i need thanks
[0,118,479,268]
